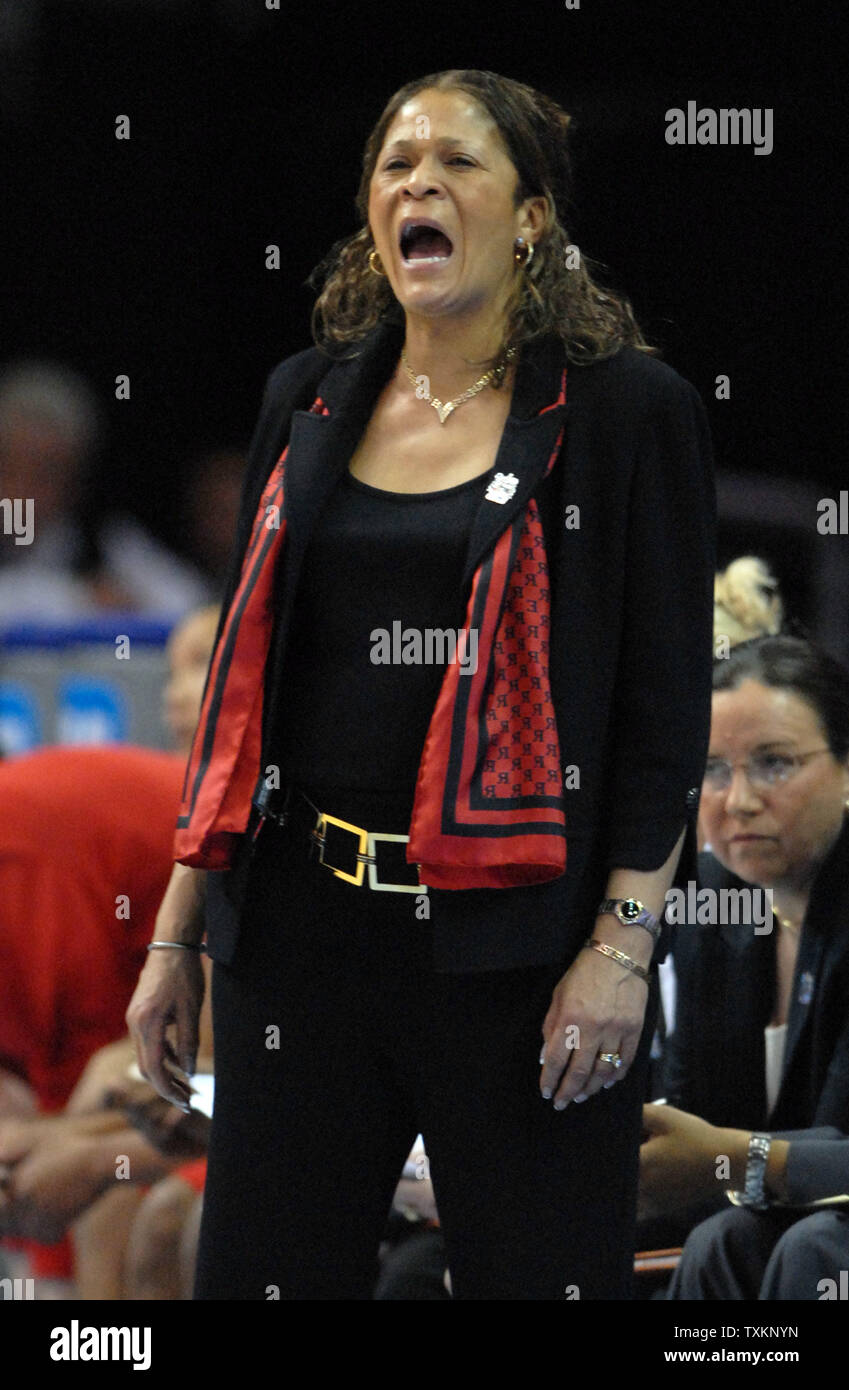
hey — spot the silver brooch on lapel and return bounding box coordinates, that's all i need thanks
[485,472,519,504]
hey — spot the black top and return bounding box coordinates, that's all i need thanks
[273,468,483,828]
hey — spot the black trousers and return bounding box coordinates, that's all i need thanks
[194,812,655,1300]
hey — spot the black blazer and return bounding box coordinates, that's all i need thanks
[204,320,716,971]
[665,824,849,1132]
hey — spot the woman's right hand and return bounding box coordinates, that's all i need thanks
[126,946,205,1110]
[127,863,208,1108]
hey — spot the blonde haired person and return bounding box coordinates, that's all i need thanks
[714,556,783,652]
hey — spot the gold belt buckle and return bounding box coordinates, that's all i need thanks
[315,812,368,885]
[367,832,424,893]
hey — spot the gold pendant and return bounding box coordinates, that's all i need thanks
[431,398,455,425]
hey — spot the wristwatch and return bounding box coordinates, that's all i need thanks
[727,1132,772,1210]
[597,897,661,946]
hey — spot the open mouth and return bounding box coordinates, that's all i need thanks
[399,219,454,263]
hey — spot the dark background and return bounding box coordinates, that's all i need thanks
[2,0,845,632]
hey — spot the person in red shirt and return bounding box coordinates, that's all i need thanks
[0,744,186,1282]
[0,606,219,1292]
[0,745,186,1112]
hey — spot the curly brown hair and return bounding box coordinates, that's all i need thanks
[310,69,654,367]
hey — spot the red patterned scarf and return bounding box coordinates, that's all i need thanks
[175,393,568,889]
[174,440,291,870]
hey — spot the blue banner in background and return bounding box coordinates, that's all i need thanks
[56,676,128,745]
[0,619,174,754]
[0,682,42,754]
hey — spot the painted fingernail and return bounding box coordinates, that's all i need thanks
[603,1080,616,1090]
[541,1086,552,1100]
[553,1098,568,1111]
[574,1092,587,1103]
[539,1048,546,1065]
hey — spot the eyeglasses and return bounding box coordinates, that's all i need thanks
[702,748,832,792]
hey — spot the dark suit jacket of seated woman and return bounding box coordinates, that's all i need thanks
[665,827,849,1135]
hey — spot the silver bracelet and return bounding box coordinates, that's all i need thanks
[147,940,206,952]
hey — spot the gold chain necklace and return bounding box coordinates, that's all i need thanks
[400,346,516,425]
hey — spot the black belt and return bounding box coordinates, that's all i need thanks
[253,785,425,893]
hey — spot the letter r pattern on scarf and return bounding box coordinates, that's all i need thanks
[484,504,559,799]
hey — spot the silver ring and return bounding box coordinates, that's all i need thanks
[598,1051,623,1069]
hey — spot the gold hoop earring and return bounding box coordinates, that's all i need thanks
[368,249,386,276]
[514,237,534,268]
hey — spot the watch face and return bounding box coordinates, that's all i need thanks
[620,899,641,920]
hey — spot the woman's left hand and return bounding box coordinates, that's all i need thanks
[539,947,649,1108]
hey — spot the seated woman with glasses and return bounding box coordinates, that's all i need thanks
[699,555,782,857]
[639,631,849,1242]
